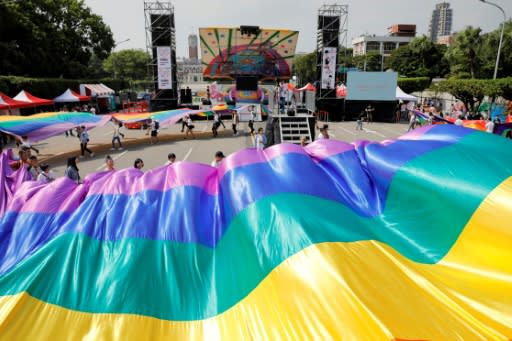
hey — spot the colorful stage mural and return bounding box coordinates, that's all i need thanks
[199,27,299,80]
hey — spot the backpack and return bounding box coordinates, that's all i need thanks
[154,121,160,130]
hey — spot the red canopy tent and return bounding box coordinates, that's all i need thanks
[13,90,54,107]
[0,92,33,110]
[288,83,317,92]
[336,84,347,98]
[299,83,317,92]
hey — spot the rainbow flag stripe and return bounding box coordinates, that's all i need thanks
[0,112,110,141]
[0,125,511,340]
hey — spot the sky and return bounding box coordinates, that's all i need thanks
[84,0,511,57]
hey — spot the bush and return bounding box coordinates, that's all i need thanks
[0,76,130,98]
[397,77,431,93]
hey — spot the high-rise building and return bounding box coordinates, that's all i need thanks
[429,2,453,43]
[188,34,199,61]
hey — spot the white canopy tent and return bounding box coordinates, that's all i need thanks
[53,89,91,103]
[80,83,115,98]
[396,86,418,102]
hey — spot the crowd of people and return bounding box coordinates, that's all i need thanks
[4,102,509,188]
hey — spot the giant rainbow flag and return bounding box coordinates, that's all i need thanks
[0,125,511,339]
[0,112,110,141]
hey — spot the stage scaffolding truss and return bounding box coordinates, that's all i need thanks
[316,4,348,99]
[144,1,177,98]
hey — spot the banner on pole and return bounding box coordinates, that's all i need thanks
[157,46,173,90]
[321,47,337,89]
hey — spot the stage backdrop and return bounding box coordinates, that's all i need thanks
[199,27,299,80]
[346,72,398,101]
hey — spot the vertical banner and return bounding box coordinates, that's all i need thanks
[157,46,173,90]
[321,47,337,89]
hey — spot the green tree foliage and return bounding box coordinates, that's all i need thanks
[103,49,151,81]
[446,27,484,79]
[0,0,114,78]
[0,75,130,99]
[386,36,448,78]
[397,77,431,93]
[434,79,486,111]
[352,51,383,72]
[480,21,512,78]
[293,53,316,85]
[434,78,512,111]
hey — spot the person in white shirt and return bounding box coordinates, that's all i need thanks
[37,164,56,183]
[111,120,125,150]
[485,117,495,133]
[455,115,464,126]
[255,128,266,149]
[211,151,225,167]
[185,116,195,139]
[79,126,94,158]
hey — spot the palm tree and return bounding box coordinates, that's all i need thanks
[447,27,483,78]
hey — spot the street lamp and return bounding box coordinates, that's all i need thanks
[113,38,130,79]
[479,0,506,79]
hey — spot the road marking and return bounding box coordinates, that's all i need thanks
[339,126,357,136]
[95,150,128,171]
[183,147,193,161]
[363,128,387,138]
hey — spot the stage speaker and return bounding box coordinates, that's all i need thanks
[150,98,178,112]
[151,14,174,46]
[318,15,340,47]
[318,16,340,32]
[322,31,339,48]
[150,13,178,99]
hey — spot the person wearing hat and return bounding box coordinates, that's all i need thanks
[211,151,225,167]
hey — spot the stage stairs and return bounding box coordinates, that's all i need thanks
[279,116,312,144]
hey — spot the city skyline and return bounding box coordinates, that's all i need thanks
[84,0,511,57]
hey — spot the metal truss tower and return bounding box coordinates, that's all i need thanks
[316,4,348,100]
[144,1,178,102]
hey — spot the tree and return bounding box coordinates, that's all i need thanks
[103,49,151,80]
[293,52,316,85]
[480,21,512,78]
[434,79,487,112]
[398,77,431,93]
[352,51,383,72]
[0,0,114,78]
[446,27,484,78]
[386,36,448,79]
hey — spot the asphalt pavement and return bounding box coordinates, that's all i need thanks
[11,119,410,179]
